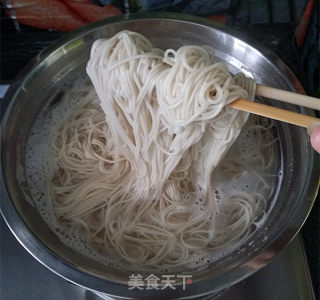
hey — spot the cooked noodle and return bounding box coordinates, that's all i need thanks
[49,31,276,270]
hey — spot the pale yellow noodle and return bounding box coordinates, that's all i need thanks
[50,31,275,270]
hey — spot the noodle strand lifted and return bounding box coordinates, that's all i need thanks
[49,31,273,270]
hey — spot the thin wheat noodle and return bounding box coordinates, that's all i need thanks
[50,31,275,270]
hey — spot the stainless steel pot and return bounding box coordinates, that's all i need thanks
[1,13,319,300]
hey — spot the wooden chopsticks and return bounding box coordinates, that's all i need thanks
[229,84,320,128]
[256,85,320,110]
